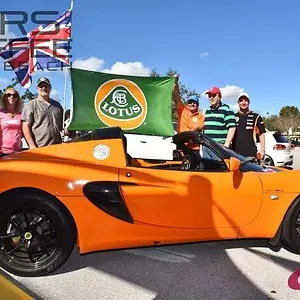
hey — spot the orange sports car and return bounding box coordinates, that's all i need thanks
[0,127,299,277]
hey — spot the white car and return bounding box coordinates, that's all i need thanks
[125,133,176,161]
[256,131,293,167]
[123,122,178,161]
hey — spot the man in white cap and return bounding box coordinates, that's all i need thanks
[231,92,266,159]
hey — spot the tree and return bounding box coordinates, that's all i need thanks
[262,115,281,131]
[11,77,19,88]
[22,89,37,103]
[279,106,300,118]
[150,68,201,120]
[278,106,300,135]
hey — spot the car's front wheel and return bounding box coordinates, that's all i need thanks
[0,191,76,277]
[281,199,300,254]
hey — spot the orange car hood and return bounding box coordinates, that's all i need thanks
[258,169,300,193]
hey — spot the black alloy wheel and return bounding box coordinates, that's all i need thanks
[281,198,300,254]
[0,192,76,276]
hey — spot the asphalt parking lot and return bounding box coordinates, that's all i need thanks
[4,148,300,300]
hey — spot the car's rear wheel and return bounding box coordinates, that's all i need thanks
[281,199,300,254]
[0,191,76,277]
[263,155,274,166]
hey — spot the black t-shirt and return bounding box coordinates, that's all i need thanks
[232,111,266,157]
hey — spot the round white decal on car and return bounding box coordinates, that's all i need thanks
[93,144,110,160]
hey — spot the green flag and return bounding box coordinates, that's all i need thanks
[68,68,175,136]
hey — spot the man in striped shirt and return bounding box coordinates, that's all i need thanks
[204,86,236,147]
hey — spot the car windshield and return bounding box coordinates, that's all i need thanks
[217,143,249,162]
[217,143,278,172]
[199,136,275,172]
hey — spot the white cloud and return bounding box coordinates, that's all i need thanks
[72,57,104,72]
[72,57,151,76]
[101,61,150,76]
[228,103,239,112]
[220,85,244,101]
[200,52,209,57]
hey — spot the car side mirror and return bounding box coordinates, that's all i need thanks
[229,157,241,172]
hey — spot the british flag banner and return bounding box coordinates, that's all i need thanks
[0,5,72,88]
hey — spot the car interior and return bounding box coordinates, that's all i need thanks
[67,126,230,172]
[66,126,277,173]
[127,128,230,172]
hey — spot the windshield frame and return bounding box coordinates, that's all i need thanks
[172,131,271,172]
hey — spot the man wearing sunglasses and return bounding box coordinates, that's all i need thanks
[204,86,236,148]
[173,75,204,153]
[231,92,266,159]
[173,75,204,134]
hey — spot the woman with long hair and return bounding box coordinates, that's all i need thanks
[0,87,23,155]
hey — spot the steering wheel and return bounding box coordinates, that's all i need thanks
[181,155,191,170]
[181,154,204,171]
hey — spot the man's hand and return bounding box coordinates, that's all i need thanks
[173,74,182,111]
[173,74,179,85]
[259,149,265,159]
[224,127,236,149]
[22,122,37,150]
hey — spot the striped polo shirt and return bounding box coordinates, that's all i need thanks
[204,102,236,144]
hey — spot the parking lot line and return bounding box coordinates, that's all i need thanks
[0,274,33,300]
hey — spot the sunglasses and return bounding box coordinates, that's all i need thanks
[187,100,198,105]
[208,93,217,98]
[38,83,50,88]
[238,98,249,103]
[5,93,18,98]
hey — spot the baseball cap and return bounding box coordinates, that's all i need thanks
[37,77,51,86]
[238,92,250,101]
[187,95,199,103]
[205,86,221,95]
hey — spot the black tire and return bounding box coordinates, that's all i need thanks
[0,191,76,276]
[263,155,274,166]
[281,198,300,254]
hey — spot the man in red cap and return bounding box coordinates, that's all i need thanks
[203,86,236,147]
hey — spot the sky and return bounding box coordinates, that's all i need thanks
[0,0,299,117]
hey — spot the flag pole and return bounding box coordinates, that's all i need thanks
[62,67,68,141]
[62,0,73,141]
[63,67,68,112]
[63,68,68,110]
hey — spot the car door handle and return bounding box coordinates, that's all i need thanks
[140,141,147,143]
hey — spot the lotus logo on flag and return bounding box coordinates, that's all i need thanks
[94,79,147,130]
[68,68,175,136]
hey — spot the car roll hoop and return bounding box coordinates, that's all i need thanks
[172,130,202,146]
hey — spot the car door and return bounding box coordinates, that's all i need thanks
[119,147,263,230]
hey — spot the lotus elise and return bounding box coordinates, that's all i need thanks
[0,127,299,277]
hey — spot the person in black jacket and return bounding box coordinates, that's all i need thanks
[232,92,266,159]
